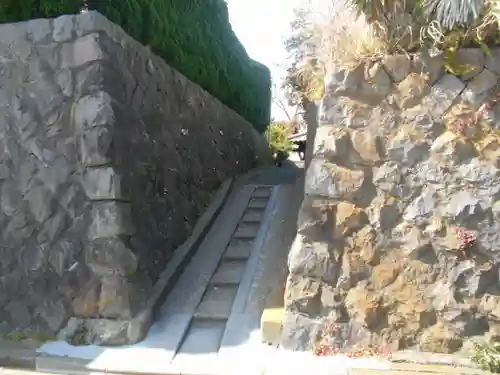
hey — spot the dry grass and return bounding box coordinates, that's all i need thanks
[298,0,500,75]
[310,0,389,69]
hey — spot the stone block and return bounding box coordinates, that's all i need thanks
[4,301,31,328]
[297,195,336,239]
[421,74,466,119]
[430,132,477,164]
[461,68,498,107]
[53,15,75,42]
[313,127,350,160]
[486,47,500,75]
[0,23,29,47]
[71,280,100,317]
[288,235,340,283]
[59,311,152,345]
[395,73,429,109]
[26,19,53,44]
[84,237,137,276]
[60,33,104,69]
[81,167,126,201]
[88,201,136,240]
[383,54,412,82]
[24,183,54,223]
[36,299,68,332]
[280,310,323,351]
[37,156,74,194]
[411,48,445,85]
[454,48,485,81]
[350,129,383,163]
[305,159,365,200]
[419,323,463,353]
[324,62,392,105]
[55,69,73,97]
[37,209,69,245]
[72,91,115,129]
[387,127,430,166]
[79,126,113,166]
[98,275,133,319]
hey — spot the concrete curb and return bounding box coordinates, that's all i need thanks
[260,349,489,375]
[389,351,475,368]
[0,341,39,370]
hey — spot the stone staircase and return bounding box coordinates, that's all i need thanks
[166,185,274,368]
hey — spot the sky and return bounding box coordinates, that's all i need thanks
[225,0,304,121]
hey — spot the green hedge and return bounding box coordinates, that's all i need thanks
[0,0,271,133]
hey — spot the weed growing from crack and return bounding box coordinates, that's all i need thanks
[457,228,476,259]
[446,91,500,139]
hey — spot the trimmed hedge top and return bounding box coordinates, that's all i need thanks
[0,0,271,133]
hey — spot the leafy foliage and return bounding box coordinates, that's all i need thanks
[0,0,271,133]
[346,0,500,51]
[282,6,325,116]
[423,0,484,30]
[471,340,500,373]
[265,122,294,154]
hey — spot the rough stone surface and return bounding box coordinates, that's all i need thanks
[0,12,270,343]
[284,50,500,353]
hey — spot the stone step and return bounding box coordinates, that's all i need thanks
[253,187,273,198]
[260,307,284,347]
[210,260,246,285]
[195,285,238,319]
[247,198,269,209]
[241,208,266,223]
[176,319,226,356]
[233,222,261,239]
[260,276,286,346]
[224,238,254,260]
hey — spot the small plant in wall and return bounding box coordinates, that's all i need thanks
[471,340,500,373]
[445,91,500,141]
[265,122,295,165]
[441,30,486,77]
[446,103,482,138]
[456,228,476,259]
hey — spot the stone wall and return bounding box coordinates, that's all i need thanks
[282,48,500,354]
[0,11,270,339]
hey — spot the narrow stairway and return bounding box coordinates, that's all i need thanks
[160,184,275,369]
